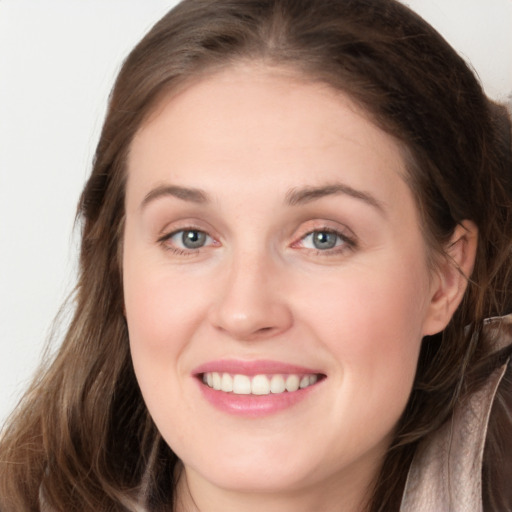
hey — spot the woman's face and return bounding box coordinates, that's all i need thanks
[123,65,442,507]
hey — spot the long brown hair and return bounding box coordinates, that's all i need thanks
[1,1,511,510]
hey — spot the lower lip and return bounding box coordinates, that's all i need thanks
[196,379,321,417]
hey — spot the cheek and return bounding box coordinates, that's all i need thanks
[297,257,429,415]
[303,259,427,341]
[124,269,208,361]
[123,263,212,444]
[122,236,212,395]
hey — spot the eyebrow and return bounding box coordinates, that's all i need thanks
[140,181,385,214]
[285,183,386,213]
[141,185,210,209]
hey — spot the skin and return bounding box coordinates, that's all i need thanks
[123,64,476,512]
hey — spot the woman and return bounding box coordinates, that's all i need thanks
[1,0,511,510]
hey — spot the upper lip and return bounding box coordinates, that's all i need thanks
[193,359,324,377]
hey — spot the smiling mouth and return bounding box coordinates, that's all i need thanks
[201,372,324,395]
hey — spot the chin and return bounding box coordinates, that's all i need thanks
[177,433,340,497]
[190,459,318,494]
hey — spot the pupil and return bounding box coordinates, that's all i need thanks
[313,231,337,250]
[182,230,206,249]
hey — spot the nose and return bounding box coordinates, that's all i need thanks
[208,250,293,341]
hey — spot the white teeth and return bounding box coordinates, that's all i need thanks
[285,374,300,392]
[233,374,252,394]
[212,372,222,390]
[270,375,286,394]
[251,374,270,395]
[202,372,320,395]
[221,373,233,392]
[299,376,310,389]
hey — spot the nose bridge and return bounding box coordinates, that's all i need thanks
[209,243,292,340]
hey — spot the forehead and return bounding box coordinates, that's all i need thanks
[126,64,412,216]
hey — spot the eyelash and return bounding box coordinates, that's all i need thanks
[157,227,357,256]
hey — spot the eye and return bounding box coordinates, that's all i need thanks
[160,229,214,252]
[179,230,209,249]
[298,229,354,253]
[303,231,340,250]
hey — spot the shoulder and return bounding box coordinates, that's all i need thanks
[401,314,512,512]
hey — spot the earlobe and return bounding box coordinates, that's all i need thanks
[422,220,478,336]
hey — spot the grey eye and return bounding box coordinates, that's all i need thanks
[181,230,208,249]
[311,231,339,250]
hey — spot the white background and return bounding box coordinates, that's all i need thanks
[1,0,511,424]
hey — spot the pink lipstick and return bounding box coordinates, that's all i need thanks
[193,359,325,417]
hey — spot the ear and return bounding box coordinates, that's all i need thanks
[422,220,478,336]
